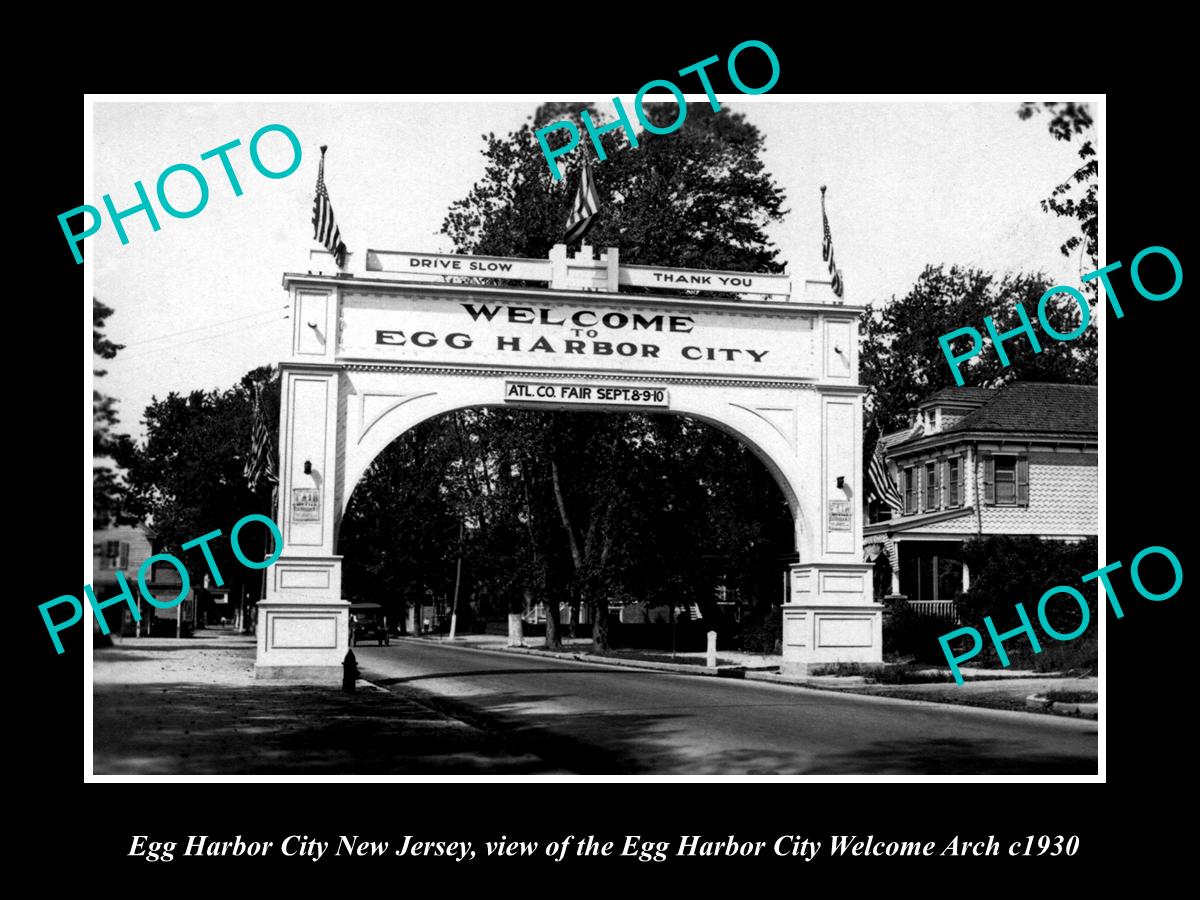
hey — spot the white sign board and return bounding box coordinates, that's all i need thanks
[338,292,815,380]
[504,381,668,407]
[620,264,790,297]
[366,250,551,282]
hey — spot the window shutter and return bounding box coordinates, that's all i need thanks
[942,460,950,508]
[983,453,995,505]
[1017,456,1029,507]
[931,463,940,510]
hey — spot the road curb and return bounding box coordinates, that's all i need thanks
[1026,694,1099,720]
[389,637,1097,727]
[394,636,740,676]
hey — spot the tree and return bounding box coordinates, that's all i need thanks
[93,298,129,529]
[861,265,1098,441]
[339,416,464,634]
[117,366,278,599]
[445,102,787,273]
[437,102,792,650]
[1018,102,1097,282]
[956,536,1098,673]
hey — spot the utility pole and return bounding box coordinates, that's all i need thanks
[449,521,464,640]
[670,600,676,659]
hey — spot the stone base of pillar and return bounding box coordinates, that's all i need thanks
[254,599,350,682]
[782,562,882,673]
[256,665,343,685]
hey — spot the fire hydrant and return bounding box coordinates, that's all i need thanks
[342,650,358,694]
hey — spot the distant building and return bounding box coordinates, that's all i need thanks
[92,524,199,637]
[864,382,1098,619]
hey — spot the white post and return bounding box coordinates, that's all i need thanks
[507,613,524,647]
[962,559,970,593]
[449,522,464,640]
[706,631,718,669]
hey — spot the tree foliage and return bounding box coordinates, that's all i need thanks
[116,367,279,595]
[443,103,787,273]
[1018,102,1097,277]
[956,535,1098,673]
[94,298,129,529]
[340,406,793,649]
[861,265,1098,440]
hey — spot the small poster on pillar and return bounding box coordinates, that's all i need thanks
[828,499,852,531]
[291,488,320,522]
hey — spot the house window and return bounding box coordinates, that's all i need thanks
[985,453,1029,507]
[994,455,1017,504]
[98,540,123,570]
[947,457,961,507]
[924,461,939,511]
[903,466,916,514]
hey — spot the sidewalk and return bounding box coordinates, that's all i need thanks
[92,628,553,775]
[410,633,1098,717]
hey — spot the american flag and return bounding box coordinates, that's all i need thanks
[564,158,600,244]
[244,382,278,491]
[868,439,904,515]
[820,185,845,298]
[312,145,348,268]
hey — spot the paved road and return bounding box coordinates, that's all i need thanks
[354,641,1098,775]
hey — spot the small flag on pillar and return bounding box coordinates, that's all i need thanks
[868,439,904,516]
[564,158,600,245]
[313,145,348,268]
[820,185,845,298]
[244,382,278,492]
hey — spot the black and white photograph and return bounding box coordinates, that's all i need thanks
[81,95,1107,777]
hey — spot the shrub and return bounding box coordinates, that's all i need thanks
[808,662,878,677]
[806,662,953,683]
[737,607,782,654]
[883,603,953,664]
[954,536,1099,672]
[868,664,954,684]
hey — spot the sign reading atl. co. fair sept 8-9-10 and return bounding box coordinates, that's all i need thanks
[339,292,816,380]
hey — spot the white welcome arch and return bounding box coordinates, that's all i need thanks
[256,245,880,681]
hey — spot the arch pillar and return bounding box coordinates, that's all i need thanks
[255,363,349,682]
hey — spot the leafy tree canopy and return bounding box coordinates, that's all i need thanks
[862,265,1097,440]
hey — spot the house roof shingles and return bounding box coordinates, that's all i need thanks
[919,386,997,406]
[946,382,1097,435]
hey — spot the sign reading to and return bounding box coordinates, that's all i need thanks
[504,380,668,408]
[828,500,852,532]
[291,488,321,523]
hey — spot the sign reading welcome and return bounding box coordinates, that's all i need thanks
[339,293,815,380]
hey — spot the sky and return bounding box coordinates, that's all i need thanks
[92,98,1087,439]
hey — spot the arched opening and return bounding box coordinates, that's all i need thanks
[337,405,796,655]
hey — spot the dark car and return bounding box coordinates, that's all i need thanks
[349,603,389,646]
